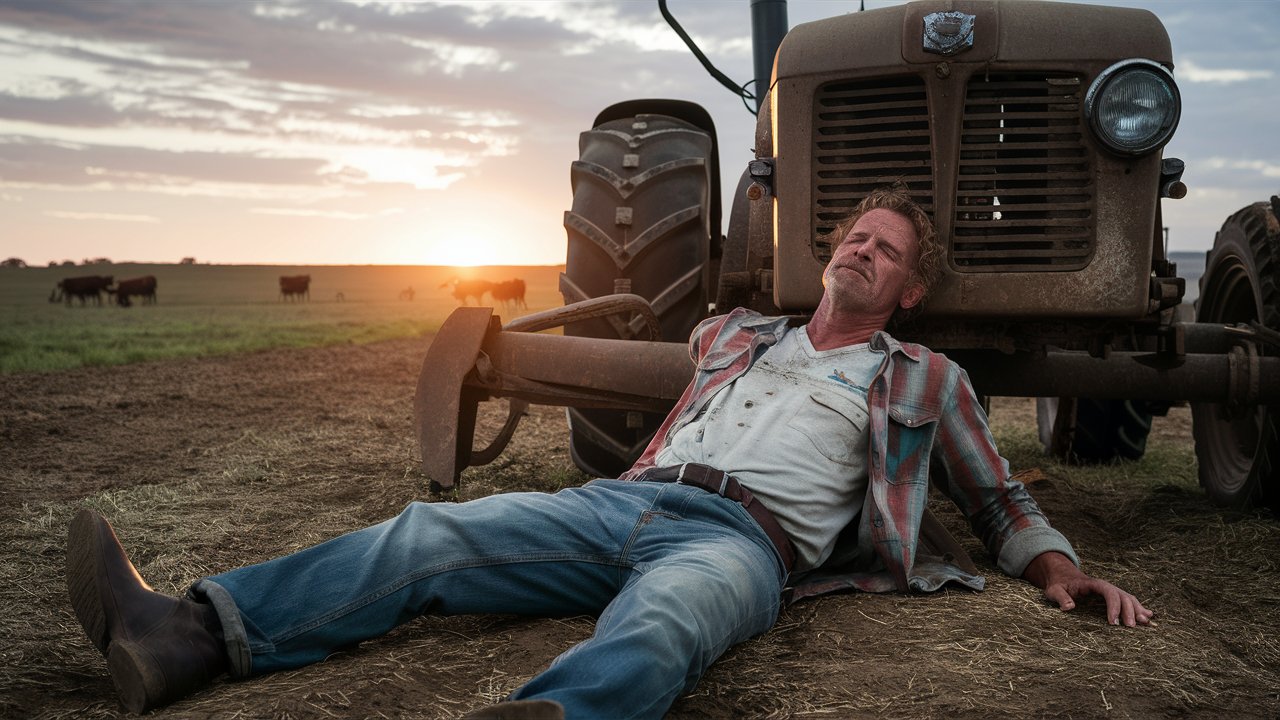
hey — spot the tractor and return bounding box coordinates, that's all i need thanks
[415,0,1280,512]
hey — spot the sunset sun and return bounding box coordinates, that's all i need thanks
[424,240,503,267]
[397,214,549,267]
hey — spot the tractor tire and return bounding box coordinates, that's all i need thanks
[1036,397,1155,463]
[561,113,714,478]
[1191,200,1280,509]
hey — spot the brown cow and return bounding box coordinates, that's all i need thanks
[280,275,311,301]
[440,277,492,305]
[54,275,113,306]
[491,278,527,311]
[111,276,157,307]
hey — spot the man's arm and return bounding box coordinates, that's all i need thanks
[929,363,1154,627]
[1022,551,1154,627]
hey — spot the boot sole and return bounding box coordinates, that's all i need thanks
[108,640,165,714]
[67,509,110,656]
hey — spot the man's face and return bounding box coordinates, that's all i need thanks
[821,208,924,318]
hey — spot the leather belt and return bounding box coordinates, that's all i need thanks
[635,463,796,574]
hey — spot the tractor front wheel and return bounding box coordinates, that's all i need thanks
[1191,200,1280,509]
[561,113,714,478]
[1036,396,1156,463]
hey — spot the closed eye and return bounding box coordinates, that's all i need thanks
[842,232,868,248]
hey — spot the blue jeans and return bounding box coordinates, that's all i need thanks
[190,479,787,719]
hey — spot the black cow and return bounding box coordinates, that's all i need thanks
[54,275,113,306]
[280,275,311,301]
[491,278,527,311]
[112,276,158,307]
[440,277,492,305]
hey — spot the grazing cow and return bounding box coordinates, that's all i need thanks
[111,276,158,308]
[280,275,311,302]
[491,278,527,311]
[439,277,492,306]
[399,286,416,301]
[54,275,113,306]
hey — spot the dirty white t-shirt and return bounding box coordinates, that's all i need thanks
[655,326,883,571]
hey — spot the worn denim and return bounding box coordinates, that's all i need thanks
[190,479,786,719]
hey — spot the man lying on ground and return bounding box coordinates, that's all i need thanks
[67,186,1152,719]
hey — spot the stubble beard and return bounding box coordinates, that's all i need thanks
[823,269,880,316]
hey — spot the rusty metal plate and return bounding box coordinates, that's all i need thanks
[414,307,493,491]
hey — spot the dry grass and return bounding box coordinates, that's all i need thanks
[1,338,1277,719]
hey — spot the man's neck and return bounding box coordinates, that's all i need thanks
[805,302,890,351]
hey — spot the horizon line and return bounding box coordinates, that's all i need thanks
[8,261,568,269]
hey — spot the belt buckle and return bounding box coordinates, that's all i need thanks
[717,470,730,496]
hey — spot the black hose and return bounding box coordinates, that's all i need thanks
[658,0,757,115]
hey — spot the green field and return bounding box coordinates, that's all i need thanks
[0,263,566,373]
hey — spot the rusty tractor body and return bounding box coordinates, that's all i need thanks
[417,0,1280,510]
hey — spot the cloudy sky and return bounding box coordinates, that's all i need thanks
[0,0,1275,267]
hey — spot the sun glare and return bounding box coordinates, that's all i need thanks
[428,242,501,266]
[389,204,562,267]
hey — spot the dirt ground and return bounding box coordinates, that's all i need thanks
[2,335,1277,719]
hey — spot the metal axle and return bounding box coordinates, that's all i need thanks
[415,305,1280,490]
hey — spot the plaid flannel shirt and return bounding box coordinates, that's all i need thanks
[620,308,1078,601]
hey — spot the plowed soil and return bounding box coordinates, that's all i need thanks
[2,335,1277,719]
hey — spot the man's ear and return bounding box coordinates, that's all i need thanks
[900,282,924,309]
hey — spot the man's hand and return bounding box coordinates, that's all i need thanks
[1022,551,1154,627]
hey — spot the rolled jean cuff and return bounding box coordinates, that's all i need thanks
[996,526,1079,578]
[188,578,253,678]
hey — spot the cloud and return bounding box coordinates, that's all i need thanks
[0,91,129,127]
[1179,58,1273,84]
[1,0,1271,265]
[0,135,368,201]
[44,210,157,223]
[0,1,546,171]
[0,135,330,185]
[1203,157,1280,179]
[250,206,404,220]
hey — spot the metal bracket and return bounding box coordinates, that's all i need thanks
[414,307,494,492]
[746,158,774,200]
[1227,341,1260,414]
[416,296,669,493]
[1160,157,1187,199]
[468,397,531,467]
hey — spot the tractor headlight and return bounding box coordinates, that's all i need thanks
[1085,59,1181,156]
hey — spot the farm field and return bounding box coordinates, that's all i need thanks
[0,263,565,373]
[1,329,1277,718]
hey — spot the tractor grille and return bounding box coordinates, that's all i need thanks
[810,73,1094,270]
[812,76,933,260]
[954,73,1093,271]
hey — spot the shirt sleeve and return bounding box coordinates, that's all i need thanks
[929,365,1080,577]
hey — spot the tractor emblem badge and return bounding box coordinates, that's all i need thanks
[923,11,976,56]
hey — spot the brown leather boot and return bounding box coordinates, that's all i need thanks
[66,509,228,713]
[460,699,565,719]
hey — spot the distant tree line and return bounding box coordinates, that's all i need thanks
[3,257,201,268]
